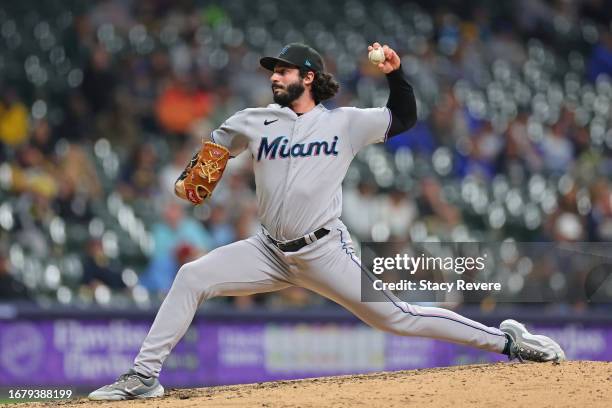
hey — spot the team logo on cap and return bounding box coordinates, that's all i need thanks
[304,59,312,67]
[280,45,289,55]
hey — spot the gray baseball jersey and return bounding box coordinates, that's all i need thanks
[211,103,391,240]
[132,103,509,379]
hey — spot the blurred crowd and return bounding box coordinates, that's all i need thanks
[0,0,611,311]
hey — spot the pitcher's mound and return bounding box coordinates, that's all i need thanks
[16,361,612,408]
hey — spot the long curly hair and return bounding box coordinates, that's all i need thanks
[300,69,340,104]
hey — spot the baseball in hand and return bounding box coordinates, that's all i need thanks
[368,47,385,65]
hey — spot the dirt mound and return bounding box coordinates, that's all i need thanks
[10,361,612,408]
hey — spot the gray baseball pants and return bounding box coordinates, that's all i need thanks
[134,219,507,377]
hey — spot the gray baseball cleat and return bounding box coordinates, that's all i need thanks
[500,319,566,363]
[88,369,164,400]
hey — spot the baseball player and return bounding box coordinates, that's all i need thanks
[89,43,565,400]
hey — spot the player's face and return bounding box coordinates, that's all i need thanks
[270,65,306,107]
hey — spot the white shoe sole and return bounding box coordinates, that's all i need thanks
[501,319,566,362]
[88,384,165,401]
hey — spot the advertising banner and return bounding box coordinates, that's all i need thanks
[0,319,609,387]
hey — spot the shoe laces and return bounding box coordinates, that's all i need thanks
[509,342,547,362]
[113,370,139,385]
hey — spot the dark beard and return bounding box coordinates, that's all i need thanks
[272,82,305,107]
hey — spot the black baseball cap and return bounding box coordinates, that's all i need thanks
[260,43,325,73]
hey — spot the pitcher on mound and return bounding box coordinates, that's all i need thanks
[89,42,565,400]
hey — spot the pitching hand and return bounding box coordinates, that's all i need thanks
[368,42,401,74]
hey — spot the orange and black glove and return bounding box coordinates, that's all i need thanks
[174,141,230,205]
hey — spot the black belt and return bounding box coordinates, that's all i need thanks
[266,228,330,252]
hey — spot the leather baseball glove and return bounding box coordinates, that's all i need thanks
[174,141,230,205]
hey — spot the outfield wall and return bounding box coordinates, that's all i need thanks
[0,305,610,387]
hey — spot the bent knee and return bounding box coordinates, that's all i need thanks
[174,260,205,290]
[173,258,222,299]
